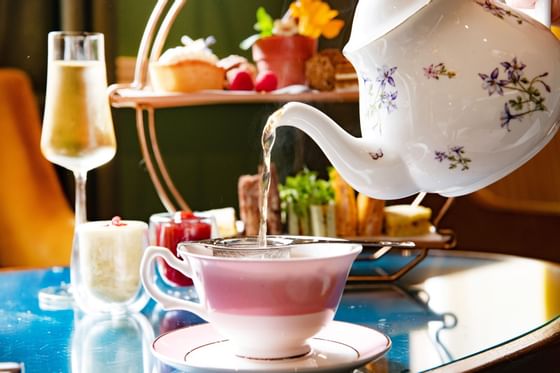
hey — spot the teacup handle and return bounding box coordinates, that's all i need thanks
[140,246,208,320]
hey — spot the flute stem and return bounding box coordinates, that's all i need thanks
[74,170,88,226]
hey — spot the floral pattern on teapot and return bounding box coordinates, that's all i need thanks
[476,0,524,24]
[368,149,384,160]
[423,63,456,80]
[478,57,551,131]
[273,0,560,199]
[364,65,399,135]
[435,146,472,171]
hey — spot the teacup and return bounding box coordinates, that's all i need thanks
[140,237,361,359]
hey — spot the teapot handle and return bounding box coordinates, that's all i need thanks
[505,0,551,27]
[140,246,208,319]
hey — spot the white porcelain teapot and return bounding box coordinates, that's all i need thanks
[274,0,560,199]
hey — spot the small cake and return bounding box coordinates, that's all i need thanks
[384,204,432,237]
[322,49,358,91]
[150,36,225,93]
[198,207,238,237]
[305,49,358,91]
[334,59,359,91]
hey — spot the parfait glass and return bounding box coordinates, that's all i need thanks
[39,32,116,304]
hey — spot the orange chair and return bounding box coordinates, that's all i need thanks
[0,68,74,267]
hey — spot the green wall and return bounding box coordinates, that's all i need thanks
[107,0,358,220]
[115,0,354,58]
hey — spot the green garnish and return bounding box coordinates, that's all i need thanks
[255,7,274,37]
[279,168,334,218]
[240,6,274,50]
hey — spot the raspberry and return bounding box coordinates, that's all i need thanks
[174,211,194,223]
[228,69,255,91]
[255,71,278,92]
[111,216,126,226]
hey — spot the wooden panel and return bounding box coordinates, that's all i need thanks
[473,133,560,215]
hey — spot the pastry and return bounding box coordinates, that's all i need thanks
[150,36,225,93]
[334,59,359,91]
[305,53,335,91]
[322,49,358,91]
[237,174,260,236]
[305,49,358,91]
[238,164,281,236]
[329,168,357,236]
[356,193,385,236]
[383,204,432,236]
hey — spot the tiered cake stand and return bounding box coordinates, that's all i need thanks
[108,0,455,282]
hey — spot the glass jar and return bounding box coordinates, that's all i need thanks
[149,212,216,286]
[72,218,150,314]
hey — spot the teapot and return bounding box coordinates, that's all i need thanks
[273,0,560,199]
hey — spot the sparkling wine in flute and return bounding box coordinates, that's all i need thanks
[41,60,116,173]
[38,32,116,308]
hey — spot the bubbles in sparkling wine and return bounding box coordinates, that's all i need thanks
[258,108,284,247]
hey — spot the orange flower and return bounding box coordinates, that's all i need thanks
[289,0,344,39]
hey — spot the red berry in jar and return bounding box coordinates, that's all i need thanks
[156,214,212,287]
[184,221,212,241]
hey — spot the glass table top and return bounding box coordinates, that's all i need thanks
[0,250,558,372]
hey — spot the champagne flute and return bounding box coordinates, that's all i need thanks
[39,32,116,305]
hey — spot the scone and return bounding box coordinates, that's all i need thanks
[384,205,432,237]
[150,37,225,93]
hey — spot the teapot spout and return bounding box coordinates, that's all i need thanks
[273,102,419,199]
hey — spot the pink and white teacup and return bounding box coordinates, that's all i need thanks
[140,236,361,360]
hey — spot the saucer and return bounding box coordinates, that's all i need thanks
[152,320,391,372]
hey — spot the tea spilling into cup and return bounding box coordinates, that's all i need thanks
[141,237,361,359]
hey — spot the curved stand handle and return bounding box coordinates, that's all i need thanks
[140,246,208,319]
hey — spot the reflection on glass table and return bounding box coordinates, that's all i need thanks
[0,249,558,372]
[336,284,458,372]
[71,312,154,373]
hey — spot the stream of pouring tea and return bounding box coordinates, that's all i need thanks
[258,108,283,247]
[258,108,426,247]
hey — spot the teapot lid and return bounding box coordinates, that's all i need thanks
[344,0,430,54]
